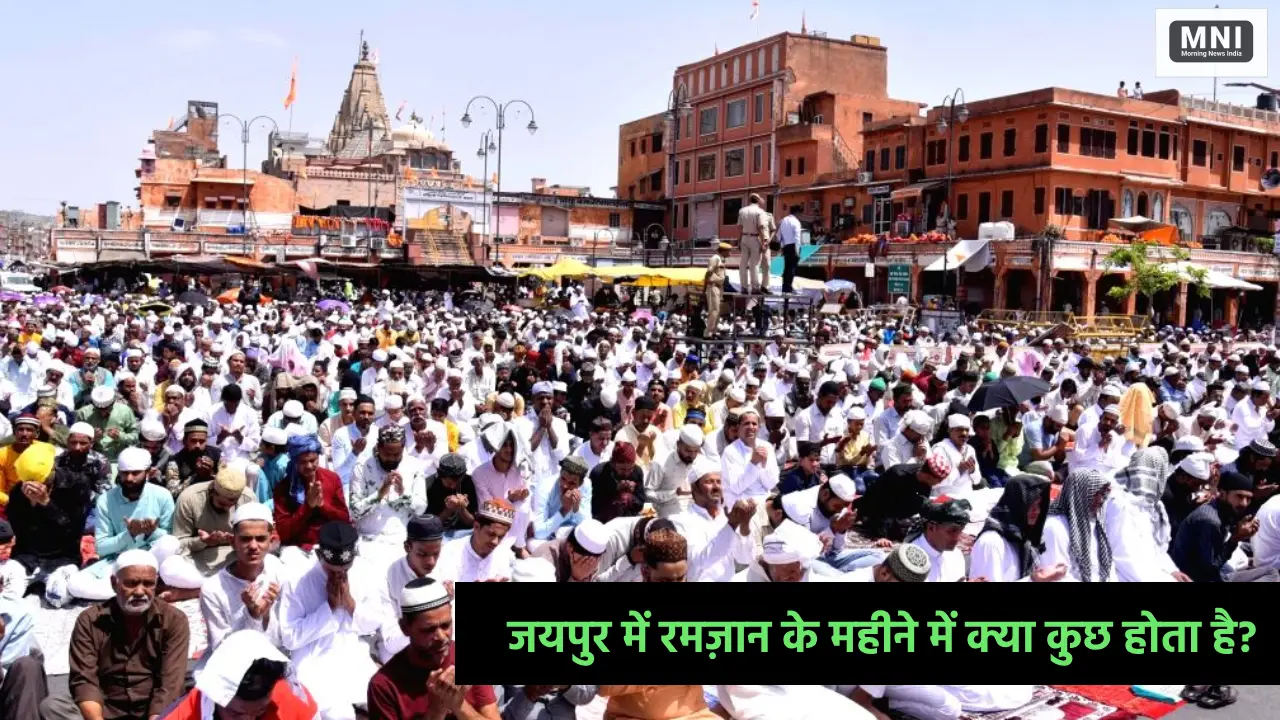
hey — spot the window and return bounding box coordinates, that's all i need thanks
[1272,151,1279,169]
[958,135,970,162]
[164,196,180,208]
[608,212,621,228]
[651,168,663,191]
[699,107,718,135]
[956,194,968,220]
[651,133,664,153]
[1141,125,1155,157]
[724,148,745,177]
[697,154,716,181]
[1034,124,1048,153]
[1034,187,1046,214]
[1080,129,1116,158]
[683,159,691,184]
[798,157,806,175]
[1127,122,1139,155]
[1158,126,1170,160]
[1171,203,1193,241]
[1054,187,1074,216]
[1057,124,1070,153]
[754,94,764,123]
[862,204,873,225]
[681,204,689,228]
[977,192,991,223]
[1084,189,1114,230]
[979,132,993,159]
[863,112,874,125]
[630,140,636,157]
[864,149,875,172]
[785,158,793,177]
[1000,190,1014,218]
[722,197,744,225]
[1003,128,1017,157]
[640,137,647,154]
[895,145,906,170]
[1137,192,1148,217]
[880,148,890,171]
[752,144,762,173]
[1193,140,1207,167]
[1122,189,1134,217]
[1152,193,1164,223]
[1233,146,1246,172]
[726,99,747,129]
[926,139,947,166]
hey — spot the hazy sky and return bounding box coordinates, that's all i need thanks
[1,0,1273,213]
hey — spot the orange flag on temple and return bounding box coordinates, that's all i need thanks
[284,58,298,109]
[430,168,439,178]
[491,172,499,186]
[404,167,417,182]
[465,176,474,188]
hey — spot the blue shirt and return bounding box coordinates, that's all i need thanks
[257,453,290,510]
[532,479,593,540]
[1018,413,1052,469]
[94,483,176,562]
[0,596,33,669]
[779,466,822,496]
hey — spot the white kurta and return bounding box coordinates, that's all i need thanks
[929,439,977,498]
[968,532,1024,582]
[1102,494,1179,582]
[1039,515,1118,582]
[909,535,966,583]
[513,415,570,486]
[720,438,779,507]
[277,558,381,716]
[671,504,754,582]
[198,555,287,654]
[645,452,694,519]
[1069,426,1133,482]
[433,535,514,583]
[348,454,429,573]
[1232,398,1275,450]
[375,556,426,664]
[207,403,262,465]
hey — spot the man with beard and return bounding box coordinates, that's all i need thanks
[613,396,667,473]
[513,382,570,491]
[645,425,702,518]
[8,423,106,592]
[198,503,285,654]
[41,550,189,720]
[75,385,138,466]
[672,456,756,582]
[1,341,39,413]
[589,441,645,523]
[157,419,221,499]
[254,426,289,507]
[163,463,257,601]
[349,425,429,574]
[207,384,261,465]
[1163,451,1214,540]
[424,454,478,540]
[432,498,516,583]
[405,397,446,475]
[210,349,263,413]
[1172,471,1263,582]
[332,395,376,497]
[532,517,609,583]
[66,447,176,602]
[278,522,381,720]
[720,408,779,507]
[782,473,885,575]
[531,456,592,540]
[0,415,45,507]
[376,515,445,664]
[907,498,972,582]
[367,577,500,720]
[273,435,351,569]
[732,519,826,583]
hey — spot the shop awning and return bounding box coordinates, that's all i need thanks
[517,257,594,280]
[890,180,944,201]
[1169,262,1263,291]
[924,240,992,272]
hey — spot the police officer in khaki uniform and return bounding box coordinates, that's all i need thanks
[737,194,772,294]
[704,242,731,337]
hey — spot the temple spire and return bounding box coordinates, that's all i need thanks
[327,33,391,155]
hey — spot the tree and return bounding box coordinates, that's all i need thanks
[1103,241,1209,310]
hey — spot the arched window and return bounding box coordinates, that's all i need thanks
[1205,210,1233,237]
[1151,193,1164,223]
[1121,189,1135,218]
[1171,203,1193,242]
[1136,192,1149,217]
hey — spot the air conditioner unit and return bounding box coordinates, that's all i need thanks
[812,114,824,124]
[857,171,873,183]
[370,237,385,251]
[171,217,186,232]
[341,235,357,248]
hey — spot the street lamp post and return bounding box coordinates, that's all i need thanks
[934,89,968,306]
[218,113,278,235]
[476,130,497,246]
[664,83,693,248]
[460,96,537,221]
[592,228,615,267]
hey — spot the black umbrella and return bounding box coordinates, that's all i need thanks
[967,376,1053,413]
[176,290,210,306]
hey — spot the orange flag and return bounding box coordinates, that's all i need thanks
[430,168,439,178]
[284,58,298,109]
[491,172,499,186]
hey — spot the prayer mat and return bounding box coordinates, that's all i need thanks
[36,597,209,676]
[953,686,1117,720]
[1051,686,1184,720]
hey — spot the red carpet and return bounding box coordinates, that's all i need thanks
[1052,686,1184,719]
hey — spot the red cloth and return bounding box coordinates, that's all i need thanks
[366,645,496,720]
[1051,686,1184,720]
[161,680,319,720]
[80,535,97,566]
[272,468,351,551]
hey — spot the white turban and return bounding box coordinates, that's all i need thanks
[761,520,823,565]
[117,447,152,472]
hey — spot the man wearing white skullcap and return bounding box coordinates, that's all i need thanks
[733,519,825,583]
[1069,403,1134,482]
[75,383,138,463]
[512,379,570,492]
[929,414,979,498]
[531,517,609,582]
[878,409,933,471]
[362,349,389,396]
[647,424,704,518]
[208,382,263,465]
[210,348,263,413]
[1231,377,1276,451]
[199,502,287,654]
[319,386,358,451]
[782,474,885,576]
[670,455,755,582]
[266,397,319,436]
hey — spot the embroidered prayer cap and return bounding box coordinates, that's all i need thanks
[678,425,705,449]
[923,453,952,480]
[222,503,271,533]
[947,413,972,430]
[1177,452,1214,481]
[117,446,152,473]
[572,519,610,556]
[262,426,287,446]
[438,453,468,477]
[477,498,516,525]
[1220,471,1254,492]
[511,558,557,583]
[35,385,56,399]
[761,520,823,565]
[113,548,159,575]
[407,514,445,542]
[283,400,304,418]
[378,424,406,445]
[1250,439,1278,458]
[884,543,931,583]
[11,413,39,429]
[400,576,452,615]
[922,498,973,526]
[90,386,116,408]
[560,456,589,479]
[317,522,358,566]
[68,422,95,439]
[1102,404,1122,418]
[827,474,857,502]
[612,441,637,464]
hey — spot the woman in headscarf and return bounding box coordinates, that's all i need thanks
[1040,468,1116,582]
[968,474,1064,582]
[1107,447,1191,582]
[161,629,319,719]
[272,434,351,570]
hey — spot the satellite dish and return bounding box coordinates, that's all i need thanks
[1263,168,1280,191]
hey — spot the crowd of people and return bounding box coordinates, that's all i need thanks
[0,278,1267,719]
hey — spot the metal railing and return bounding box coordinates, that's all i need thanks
[196,209,247,227]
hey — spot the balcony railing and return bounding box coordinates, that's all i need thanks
[196,209,247,228]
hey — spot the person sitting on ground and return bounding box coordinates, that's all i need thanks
[156,629,319,720]
[156,419,221,499]
[423,453,478,541]
[855,454,951,540]
[376,515,446,665]
[198,502,286,655]
[163,462,258,601]
[0,585,47,718]
[532,518,609,582]
[432,499,516,583]
[273,434,351,570]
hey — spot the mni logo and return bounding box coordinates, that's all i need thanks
[1169,21,1254,63]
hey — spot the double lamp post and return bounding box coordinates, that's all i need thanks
[461,97,537,262]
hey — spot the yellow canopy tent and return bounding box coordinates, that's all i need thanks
[518,257,595,281]
[592,265,707,286]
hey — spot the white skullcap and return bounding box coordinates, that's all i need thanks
[496,392,515,409]
[340,387,357,401]
[262,426,287,445]
[231,503,273,527]
[385,394,404,410]
[372,350,389,363]
[285,424,307,438]
[113,549,158,575]
[1175,436,1205,452]
[283,400,304,418]
[1236,364,1250,374]
[446,368,463,380]
[117,446,151,472]
[532,381,553,396]
[765,400,787,418]
[1125,361,1141,373]
[796,368,811,381]
[600,387,618,408]
[1163,366,1181,378]
[720,369,735,383]
[1177,452,1214,481]
[68,422,95,439]
[434,358,448,370]
[1253,379,1271,392]
[389,359,405,370]
[833,371,849,384]
[1158,402,1181,421]
[572,519,610,555]
[947,414,972,430]
[1101,384,1124,397]
[728,388,747,404]
[1102,404,1121,418]
[904,410,932,434]
[827,474,857,502]
[746,376,761,387]
[90,386,115,407]
[846,406,867,421]
[125,348,143,358]
[1047,404,1070,424]
[552,381,568,393]
[140,419,167,442]
[689,455,720,482]
[678,425,705,448]
[761,520,823,565]
[510,558,557,584]
[621,371,637,383]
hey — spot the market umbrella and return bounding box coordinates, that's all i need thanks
[139,301,172,314]
[825,279,855,292]
[216,288,240,304]
[967,376,1053,413]
[316,299,351,313]
[32,294,60,307]
[176,290,210,306]
[0,292,23,302]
